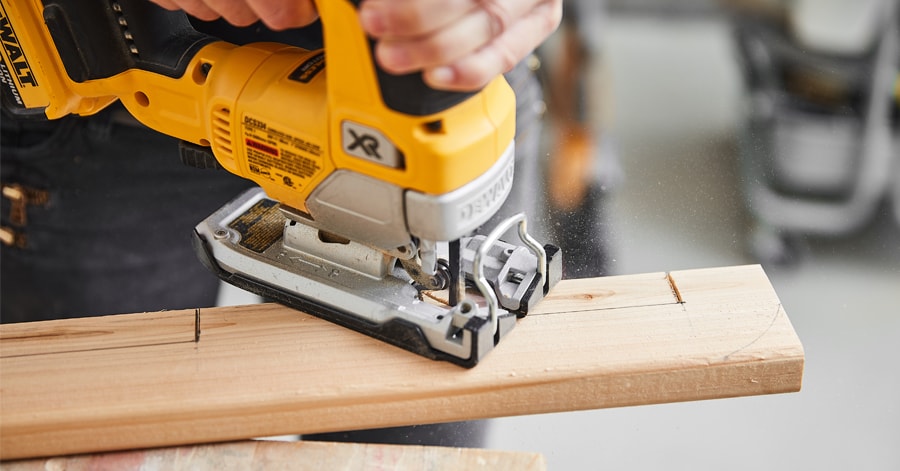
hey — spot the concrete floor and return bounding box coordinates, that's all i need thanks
[486,13,900,470]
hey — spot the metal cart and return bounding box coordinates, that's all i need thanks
[730,0,899,263]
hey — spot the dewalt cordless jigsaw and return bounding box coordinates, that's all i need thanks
[0,0,561,366]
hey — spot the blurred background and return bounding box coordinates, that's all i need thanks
[485,0,900,469]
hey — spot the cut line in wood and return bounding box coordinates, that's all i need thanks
[0,265,804,460]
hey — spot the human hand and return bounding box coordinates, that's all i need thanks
[149,0,562,91]
[359,0,562,91]
[149,0,319,31]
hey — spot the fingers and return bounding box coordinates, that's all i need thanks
[360,0,562,91]
[200,0,260,26]
[146,0,319,30]
[245,0,319,30]
[426,1,561,91]
[369,1,526,73]
[151,0,221,22]
[359,0,471,38]
[148,0,560,91]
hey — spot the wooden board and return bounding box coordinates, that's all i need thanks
[3,440,547,470]
[0,265,804,460]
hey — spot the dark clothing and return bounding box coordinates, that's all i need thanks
[1,18,318,321]
[1,107,253,321]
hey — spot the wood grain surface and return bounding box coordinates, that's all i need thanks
[0,265,804,460]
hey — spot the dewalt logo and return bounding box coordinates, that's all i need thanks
[0,3,38,106]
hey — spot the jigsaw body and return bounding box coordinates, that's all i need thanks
[1,0,561,366]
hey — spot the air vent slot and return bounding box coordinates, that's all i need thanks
[211,107,234,161]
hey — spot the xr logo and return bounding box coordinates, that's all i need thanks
[347,129,382,160]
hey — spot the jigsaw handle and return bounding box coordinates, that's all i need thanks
[341,0,476,116]
[0,0,217,119]
[1,0,472,118]
[1,0,515,219]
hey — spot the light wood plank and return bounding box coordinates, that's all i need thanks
[2,440,547,471]
[0,265,804,460]
[0,310,196,358]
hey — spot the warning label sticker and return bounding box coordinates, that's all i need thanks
[228,199,284,253]
[241,114,324,190]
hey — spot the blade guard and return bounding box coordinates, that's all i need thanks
[192,188,560,367]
